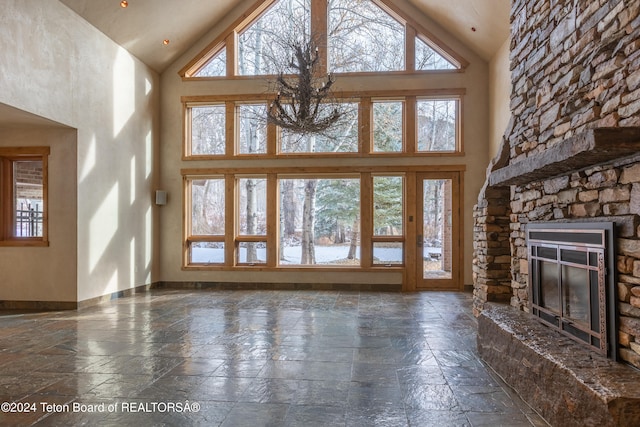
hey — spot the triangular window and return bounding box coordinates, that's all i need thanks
[415,36,456,70]
[328,0,405,73]
[238,0,311,76]
[194,47,227,77]
[183,0,465,78]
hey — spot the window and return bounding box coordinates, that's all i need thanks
[416,98,458,152]
[188,177,226,264]
[237,104,268,155]
[181,0,465,78]
[184,93,463,157]
[279,176,360,265]
[415,36,456,70]
[0,147,49,246]
[189,104,226,156]
[372,100,403,152]
[328,0,405,72]
[237,176,267,265]
[195,47,226,77]
[372,175,403,265]
[238,0,311,76]
[279,103,359,153]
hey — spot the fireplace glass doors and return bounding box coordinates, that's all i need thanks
[527,222,616,359]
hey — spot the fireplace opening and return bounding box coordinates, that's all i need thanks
[526,222,617,359]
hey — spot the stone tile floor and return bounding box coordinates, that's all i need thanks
[0,290,549,426]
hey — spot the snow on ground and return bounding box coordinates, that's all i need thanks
[192,245,441,264]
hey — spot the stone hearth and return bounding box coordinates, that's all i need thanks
[478,304,640,427]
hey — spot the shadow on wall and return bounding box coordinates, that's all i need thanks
[77,46,158,302]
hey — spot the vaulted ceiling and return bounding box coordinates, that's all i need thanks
[59,0,511,73]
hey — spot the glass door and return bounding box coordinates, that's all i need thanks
[416,172,460,289]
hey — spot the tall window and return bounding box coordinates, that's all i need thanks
[188,177,226,264]
[372,100,403,152]
[372,175,403,264]
[237,176,267,264]
[0,147,49,245]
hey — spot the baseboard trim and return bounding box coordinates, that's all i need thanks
[77,284,152,309]
[152,281,403,292]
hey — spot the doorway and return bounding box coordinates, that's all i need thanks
[416,172,461,290]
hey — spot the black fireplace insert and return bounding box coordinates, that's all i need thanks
[526,222,617,359]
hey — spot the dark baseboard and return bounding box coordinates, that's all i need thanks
[152,281,403,292]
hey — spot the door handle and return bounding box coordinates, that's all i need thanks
[417,234,423,247]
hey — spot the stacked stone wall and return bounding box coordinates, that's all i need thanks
[474,0,640,368]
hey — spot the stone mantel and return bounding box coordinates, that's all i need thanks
[489,128,640,187]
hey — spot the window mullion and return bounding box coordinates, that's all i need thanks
[311,0,328,76]
[225,174,235,266]
[360,98,372,155]
[405,96,416,155]
[226,101,236,157]
[267,173,278,267]
[405,25,416,72]
[361,172,373,268]
[226,32,237,77]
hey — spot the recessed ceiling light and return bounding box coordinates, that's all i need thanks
[163,39,170,45]
[120,0,128,8]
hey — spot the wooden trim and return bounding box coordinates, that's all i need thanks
[361,172,373,268]
[404,172,416,291]
[0,148,50,245]
[182,165,466,176]
[225,174,235,266]
[405,96,416,155]
[226,32,237,77]
[41,153,49,243]
[181,265,404,273]
[0,157,9,240]
[225,101,236,156]
[266,173,278,267]
[0,147,50,156]
[360,98,372,155]
[415,171,463,291]
[183,177,191,266]
[181,88,466,104]
[405,25,417,71]
[311,0,328,76]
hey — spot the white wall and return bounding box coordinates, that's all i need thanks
[0,0,160,303]
[159,0,491,287]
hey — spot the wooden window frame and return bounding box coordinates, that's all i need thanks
[371,173,405,266]
[183,89,465,159]
[0,147,50,247]
[181,165,464,272]
[179,0,467,79]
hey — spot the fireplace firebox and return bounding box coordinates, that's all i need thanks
[526,222,617,359]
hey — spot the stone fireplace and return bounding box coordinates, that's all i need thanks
[473,0,640,425]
